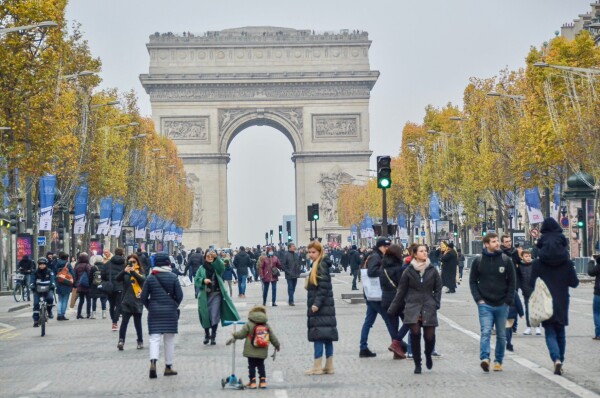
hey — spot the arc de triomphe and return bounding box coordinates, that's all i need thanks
[140,27,379,248]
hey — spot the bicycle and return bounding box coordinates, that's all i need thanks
[36,281,52,337]
[12,273,26,302]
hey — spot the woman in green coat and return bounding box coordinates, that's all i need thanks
[194,251,240,345]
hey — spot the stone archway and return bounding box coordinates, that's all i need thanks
[141,27,379,248]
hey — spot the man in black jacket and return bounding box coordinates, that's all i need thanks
[469,233,516,373]
[349,245,361,290]
[358,238,396,358]
[282,243,301,306]
[185,247,204,297]
[588,256,600,340]
[233,246,251,298]
[102,248,126,332]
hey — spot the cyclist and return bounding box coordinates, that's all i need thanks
[30,258,56,328]
[17,254,35,301]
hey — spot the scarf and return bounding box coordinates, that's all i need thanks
[131,264,143,298]
[410,258,431,275]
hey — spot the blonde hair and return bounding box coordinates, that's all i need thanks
[308,241,324,286]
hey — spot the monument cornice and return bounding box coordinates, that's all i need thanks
[179,153,230,164]
[292,150,372,163]
[140,70,379,83]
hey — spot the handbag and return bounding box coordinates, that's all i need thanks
[56,265,74,287]
[529,278,553,327]
[270,258,281,277]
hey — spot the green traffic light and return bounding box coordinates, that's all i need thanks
[578,221,584,228]
[482,231,487,236]
[379,178,390,188]
[313,214,319,221]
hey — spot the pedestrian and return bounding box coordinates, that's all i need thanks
[227,305,281,389]
[137,248,151,276]
[519,250,538,335]
[588,255,600,340]
[141,252,184,379]
[457,248,465,282]
[102,248,126,331]
[233,246,251,298]
[380,244,407,359]
[31,257,55,327]
[505,290,524,352]
[89,250,103,267]
[116,254,146,351]
[282,243,301,306]
[90,260,108,319]
[17,254,35,301]
[349,245,361,290]
[185,247,204,297]
[74,253,93,319]
[222,259,237,297]
[259,247,283,307]
[341,248,350,273]
[304,240,338,376]
[440,241,457,293]
[469,233,516,372]
[102,249,112,264]
[55,253,75,321]
[358,238,395,358]
[530,217,579,375]
[46,251,58,274]
[389,244,442,374]
[194,251,240,345]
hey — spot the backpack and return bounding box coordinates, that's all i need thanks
[78,269,90,288]
[251,324,270,348]
[92,267,102,287]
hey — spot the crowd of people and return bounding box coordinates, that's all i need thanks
[16,216,599,385]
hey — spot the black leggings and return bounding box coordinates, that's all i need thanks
[119,312,143,343]
[409,323,436,365]
[248,357,266,380]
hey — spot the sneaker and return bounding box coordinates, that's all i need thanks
[112,323,118,331]
[289,302,295,306]
[592,336,600,340]
[431,351,443,358]
[359,348,377,358]
[523,327,532,335]
[506,344,514,352]
[480,359,490,372]
[407,353,413,359]
[493,362,503,372]
[117,339,124,351]
[137,341,144,350]
[554,360,562,375]
[535,327,542,336]
[33,322,39,328]
[246,378,257,389]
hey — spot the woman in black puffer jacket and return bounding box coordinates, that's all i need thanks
[304,241,338,376]
[380,244,407,359]
[116,254,146,350]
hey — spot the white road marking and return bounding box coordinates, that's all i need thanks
[438,313,600,398]
[0,322,15,330]
[570,309,593,317]
[29,381,51,393]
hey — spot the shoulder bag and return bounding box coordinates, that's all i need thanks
[361,256,382,301]
[529,277,553,327]
[271,257,281,277]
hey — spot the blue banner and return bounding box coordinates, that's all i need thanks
[138,206,148,229]
[73,179,89,234]
[398,213,407,229]
[128,209,141,227]
[524,187,544,224]
[97,197,113,235]
[39,175,56,231]
[109,201,125,236]
[429,193,440,221]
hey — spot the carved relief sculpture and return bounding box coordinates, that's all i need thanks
[318,168,355,223]
[162,117,209,141]
[313,114,360,139]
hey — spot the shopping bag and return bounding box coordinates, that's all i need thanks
[360,269,382,301]
[529,278,553,327]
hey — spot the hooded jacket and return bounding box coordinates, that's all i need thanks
[233,249,251,276]
[232,307,280,359]
[536,218,570,267]
[588,257,600,296]
[102,255,126,292]
[74,254,92,294]
[469,249,516,306]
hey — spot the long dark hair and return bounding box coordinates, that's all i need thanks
[384,244,404,262]
[126,254,144,274]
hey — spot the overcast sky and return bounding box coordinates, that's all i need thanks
[66,0,589,246]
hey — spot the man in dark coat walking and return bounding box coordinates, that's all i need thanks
[349,245,361,290]
[233,246,251,298]
[281,243,301,306]
[102,248,126,331]
[185,248,204,297]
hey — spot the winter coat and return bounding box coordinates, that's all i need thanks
[74,256,93,294]
[31,267,55,293]
[530,218,579,326]
[194,258,240,328]
[588,258,600,296]
[138,254,151,276]
[90,263,107,299]
[306,259,338,342]
[232,309,281,359]
[185,252,204,275]
[469,250,516,307]
[260,256,282,283]
[507,291,524,320]
[388,261,442,327]
[55,260,74,296]
[18,256,35,274]
[141,267,183,334]
[233,250,251,276]
[440,249,458,290]
[282,251,301,279]
[349,249,361,273]
[518,261,534,297]
[366,249,385,277]
[101,255,126,292]
[116,267,146,314]
[341,251,350,267]
[222,264,237,281]
[379,255,404,308]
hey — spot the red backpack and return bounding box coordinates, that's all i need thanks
[251,324,270,348]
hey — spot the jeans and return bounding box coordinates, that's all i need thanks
[119,312,143,343]
[32,291,54,321]
[360,300,395,350]
[314,340,334,359]
[593,295,600,337]
[149,333,175,364]
[262,281,277,305]
[248,357,266,380]
[57,293,70,317]
[23,274,32,300]
[77,291,91,317]
[506,327,513,347]
[523,294,531,327]
[544,323,566,363]
[107,291,122,324]
[238,275,247,295]
[287,278,298,303]
[478,303,508,364]
[352,271,358,289]
[92,296,107,311]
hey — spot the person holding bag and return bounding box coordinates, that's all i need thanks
[74,253,93,319]
[259,247,282,307]
[116,254,146,350]
[55,253,75,321]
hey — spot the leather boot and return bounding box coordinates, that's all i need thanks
[149,360,157,379]
[411,332,422,374]
[323,356,335,374]
[164,365,178,376]
[304,357,324,375]
[388,340,406,359]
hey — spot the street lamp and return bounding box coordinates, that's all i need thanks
[0,21,58,36]
[517,213,523,231]
[62,70,97,80]
[533,62,600,75]
[91,100,120,109]
[487,91,525,101]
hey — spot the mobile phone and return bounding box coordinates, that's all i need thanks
[127,261,133,266]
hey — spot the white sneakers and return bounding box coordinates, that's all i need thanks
[523,327,543,335]
[523,327,532,335]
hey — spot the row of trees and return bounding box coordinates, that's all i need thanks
[339,31,600,233]
[0,0,193,228]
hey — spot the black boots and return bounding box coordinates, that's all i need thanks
[411,332,422,374]
[149,359,157,379]
[203,328,210,345]
[210,325,218,345]
[425,336,435,370]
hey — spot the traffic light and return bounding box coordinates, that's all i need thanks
[58,222,65,241]
[577,208,585,228]
[278,225,282,236]
[481,221,487,237]
[286,221,292,242]
[377,156,392,189]
[453,224,458,237]
[311,203,320,221]
[269,229,273,238]
[265,232,268,241]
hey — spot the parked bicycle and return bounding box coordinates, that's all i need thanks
[12,273,26,303]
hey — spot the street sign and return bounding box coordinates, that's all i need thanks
[420,231,426,237]
[529,228,540,239]
[37,236,46,246]
[560,216,569,228]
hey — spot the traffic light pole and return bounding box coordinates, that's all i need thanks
[381,188,388,237]
[314,219,318,241]
[309,221,313,241]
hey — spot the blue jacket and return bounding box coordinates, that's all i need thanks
[222,264,237,281]
[55,259,74,296]
[141,268,183,334]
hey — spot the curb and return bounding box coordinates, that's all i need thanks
[8,303,30,312]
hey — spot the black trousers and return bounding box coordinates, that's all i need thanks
[107,291,122,323]
[248,357,266,380]
[119,312,143,342]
